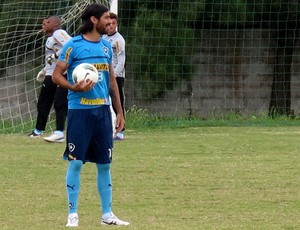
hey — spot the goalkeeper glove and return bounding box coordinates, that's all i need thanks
[36,69,46,82]
[46,53,57,65]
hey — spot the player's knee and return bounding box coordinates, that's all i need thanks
[69,160,83,171]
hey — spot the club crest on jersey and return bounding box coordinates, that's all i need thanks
[68,143,75,152]
[103,46,109,54]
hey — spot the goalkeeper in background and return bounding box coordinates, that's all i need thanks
[29,16,71,142]
[102,12,126,141]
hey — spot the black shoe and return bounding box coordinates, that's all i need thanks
[28,131,42,137]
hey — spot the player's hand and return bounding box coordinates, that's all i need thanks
[36,69,46,82]
[46,53,56,65]
[115,113,125,133]
[72,79,95,92]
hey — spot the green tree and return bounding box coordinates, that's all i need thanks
[120,1,203,100]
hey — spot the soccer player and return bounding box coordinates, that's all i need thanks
[52,3,129,227]
[29,16,71,143]
[102,12,126,140]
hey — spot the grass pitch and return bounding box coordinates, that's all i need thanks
[0,126,300,229]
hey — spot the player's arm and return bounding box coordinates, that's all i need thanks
[54,30,72,57]
[52,60,93,92]
[114,39,126,77]
[109,64,125,132]
[47,31,72,63]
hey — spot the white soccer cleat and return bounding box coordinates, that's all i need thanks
[43,131,64,143]
[66,213,79,227]
[113,132,124,141]
[101,212,130,226]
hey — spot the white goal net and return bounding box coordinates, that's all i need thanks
[0,0,109,133]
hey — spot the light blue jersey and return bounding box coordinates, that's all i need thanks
[59,35,113,109]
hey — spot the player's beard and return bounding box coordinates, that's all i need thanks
[96,23,109,35]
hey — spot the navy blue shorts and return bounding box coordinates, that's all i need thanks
[63,105,113,164]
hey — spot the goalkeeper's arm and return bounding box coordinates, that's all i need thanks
[114,50,126,77]
[47,30,72,65]
[113,39,126,77]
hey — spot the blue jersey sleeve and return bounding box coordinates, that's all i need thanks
[59,39,75,65]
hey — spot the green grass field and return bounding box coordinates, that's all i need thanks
[1,125,300,229]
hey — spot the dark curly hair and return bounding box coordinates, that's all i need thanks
[79,3,109,34]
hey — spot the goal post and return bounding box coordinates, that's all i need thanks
[109,0,118,14]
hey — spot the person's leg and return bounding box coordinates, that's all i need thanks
[43,77,68,142]
[65,160,83,227]
[96,163,129,226]
[94,106,129,225]
[112,77,125,119]
[43,85,67,142]
[66,160,83,214]
[64,108,92,227]
[35,75,57,131]
[112,77,125,140]
[53,85,68,132]
[96,163,112,214]
[94,106,113,215]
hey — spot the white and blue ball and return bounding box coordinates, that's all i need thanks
[72,63,99,84]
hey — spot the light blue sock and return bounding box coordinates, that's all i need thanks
[66,160,83,214]
[96,163,112,215]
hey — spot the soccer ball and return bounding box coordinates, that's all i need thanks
[72,63,99,84]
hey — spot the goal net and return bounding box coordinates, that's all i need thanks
[0,0,109,133]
